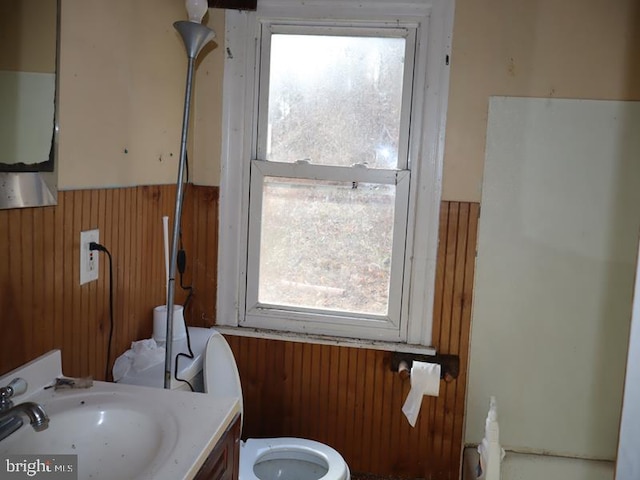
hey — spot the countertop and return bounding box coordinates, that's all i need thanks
[0,350,240,480]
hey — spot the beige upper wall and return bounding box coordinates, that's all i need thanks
[58,0,215,189]
[445,0,640,201]
[192,12,225,187]
[57,0,640,199]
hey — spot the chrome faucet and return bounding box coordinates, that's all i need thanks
[0,402,49,433]
[0,378,49,439]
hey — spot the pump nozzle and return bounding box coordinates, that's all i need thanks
[488,396,498,421]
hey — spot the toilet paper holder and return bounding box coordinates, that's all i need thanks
[390,352,459,382]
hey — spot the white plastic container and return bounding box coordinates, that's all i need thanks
[153,304,186,342]
[476,396,505,480]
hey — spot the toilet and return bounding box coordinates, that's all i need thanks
[119,326,350,480]
[204,328,350,480]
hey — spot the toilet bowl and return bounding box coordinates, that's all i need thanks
[241,438,349,480]
[203,329,351,480]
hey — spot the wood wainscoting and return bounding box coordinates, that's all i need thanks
[0,184,478,480]
[0,185,186,379]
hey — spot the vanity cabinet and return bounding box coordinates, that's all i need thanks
[194,414,241,480]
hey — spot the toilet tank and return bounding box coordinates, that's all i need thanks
[118,326,213,392]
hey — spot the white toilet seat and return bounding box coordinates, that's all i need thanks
[240,437,350,480]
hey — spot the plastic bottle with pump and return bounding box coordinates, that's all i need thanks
[476,396,505,480]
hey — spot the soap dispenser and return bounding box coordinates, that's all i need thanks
[476,396,505,480]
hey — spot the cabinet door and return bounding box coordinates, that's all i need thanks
[194,414,241,480]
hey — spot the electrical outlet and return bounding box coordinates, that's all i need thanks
[80,229,99,285]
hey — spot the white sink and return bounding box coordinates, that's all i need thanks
[1,391,179,479]
[0,350,240,480]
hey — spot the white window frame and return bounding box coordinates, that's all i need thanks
[217,0,454,349]
[246,163,411,341]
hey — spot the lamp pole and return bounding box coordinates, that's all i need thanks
[164,19,215,390]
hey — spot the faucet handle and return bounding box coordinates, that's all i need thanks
[0,378,28,410]
[6,378,27,396]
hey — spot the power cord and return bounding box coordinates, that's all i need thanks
[173,154,195,391]
[177,235,193,311]
[174,342,196,391]
[175,235,195,391]
[89,242,114,382]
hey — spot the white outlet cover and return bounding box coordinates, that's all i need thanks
[80,229,99,285]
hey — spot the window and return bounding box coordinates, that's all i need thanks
[218,0,454,348]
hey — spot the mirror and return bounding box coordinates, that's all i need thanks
[0,0,58,209]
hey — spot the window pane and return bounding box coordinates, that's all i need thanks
[258,177,395,316]
[266,34,405,169]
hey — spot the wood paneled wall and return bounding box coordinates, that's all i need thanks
[0,185,478,480]
[0,185,187,379]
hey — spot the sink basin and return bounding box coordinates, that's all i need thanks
[0,391,179,479]
[0,350,240,480]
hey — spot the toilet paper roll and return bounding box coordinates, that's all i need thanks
[153,305,186,343]
[402,361,441,427]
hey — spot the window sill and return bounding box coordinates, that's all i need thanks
[214,325,437,355]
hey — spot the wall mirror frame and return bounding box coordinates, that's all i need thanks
[0,0,59,209]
